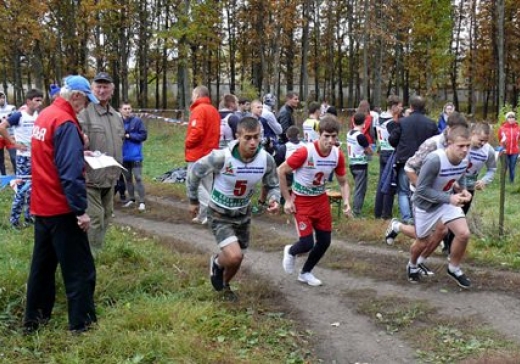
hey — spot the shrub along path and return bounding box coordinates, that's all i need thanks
[114,195,520,363]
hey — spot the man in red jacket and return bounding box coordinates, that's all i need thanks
[24,75,98,334]
[185,85,220,224]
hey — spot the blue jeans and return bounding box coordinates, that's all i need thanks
[506,154,518,183]
[397,164,412,222]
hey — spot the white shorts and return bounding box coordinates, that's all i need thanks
[414,204,465,239]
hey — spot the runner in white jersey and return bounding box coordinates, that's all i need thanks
[0,88,43,229]
[187,117,280,301]
[278,115,351,287]
[406,125,473,288]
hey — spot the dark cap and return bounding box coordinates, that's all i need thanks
[93,72,113,83]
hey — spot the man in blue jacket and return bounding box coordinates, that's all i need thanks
[120,102,147,212]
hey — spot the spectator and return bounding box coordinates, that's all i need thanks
[278,91,299,143]
[24,75,97,334]
[388,95,438,224]
[185,85,220,225]
[49,84,61,101]
[235,96,251,119]
[218,94,240,148]
[437,102,455,133]
[78,72,125,251]
[347,112,373,217]
[351,100,374,145]
[498,111,520,183]
[302,102,321,142]
[251,99,282,145]
[120,102,148,212]
[0,91,16,175]
[374,95,401,219]
[0,89,44,229]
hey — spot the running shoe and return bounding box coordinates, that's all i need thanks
[282,245,295,274]
[447,268,471,289]
[297,272,322,286]
[418,262,435,276]
[222,285,239,302]
[123,200,135,208]
[407,265,421,284]
[385,218,400,245]
[209,254,224,291]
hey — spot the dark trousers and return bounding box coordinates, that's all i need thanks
[350,165,368,216]
[0,147,16,175]
[24,213,97,331]
[374,151,395,219]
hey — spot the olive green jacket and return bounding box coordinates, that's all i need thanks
[79,103,124,188]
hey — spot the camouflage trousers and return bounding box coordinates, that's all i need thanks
[10,155,32,226]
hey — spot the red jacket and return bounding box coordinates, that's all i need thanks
[498,121,520,155]
[185,97,220,162]
[31,98,86,216]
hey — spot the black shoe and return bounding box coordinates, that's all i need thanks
[407,265,421,284]
[418,262,435,276]
[22,322,39,335]
[447,268,471,289]
[25,217,35,225]
[222,285,239,302]
[209,254,224,291]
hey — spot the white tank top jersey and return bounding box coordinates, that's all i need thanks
[346,130,367,165]
[292,142,339,196]
[431,149,468,192]
[14,111,38,157]
[302,118,319,142]
[211,148,268,209]
[375,120,394,151]
[285,141,303,159]
[466,143,492,185]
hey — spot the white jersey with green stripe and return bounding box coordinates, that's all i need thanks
[292,142,339,196]
[346,129,367,165]
[211,148,268,209]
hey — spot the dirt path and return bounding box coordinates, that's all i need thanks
[114,196,520,363]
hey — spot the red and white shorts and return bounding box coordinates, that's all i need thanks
[292,193,332,237]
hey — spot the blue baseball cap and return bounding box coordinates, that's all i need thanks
[63,75,99,104]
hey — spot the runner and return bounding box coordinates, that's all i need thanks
[187,116,280,301]
[278,115,351,286]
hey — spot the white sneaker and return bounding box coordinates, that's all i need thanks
[282,245,295,274]
[298,272,322,286]
[138,203,146,212]
[123,200,134,208]
[192,216,208,225]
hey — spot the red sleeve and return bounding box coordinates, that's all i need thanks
[335,149,347,177]
[286,146,308,170]
[185,108,206,149]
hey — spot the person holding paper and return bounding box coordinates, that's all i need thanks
[24,75,97,334]
[78,72,124,251]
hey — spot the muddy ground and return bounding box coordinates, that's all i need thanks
[113,195,520,364]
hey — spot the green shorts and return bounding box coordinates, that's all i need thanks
[207,206,251,250]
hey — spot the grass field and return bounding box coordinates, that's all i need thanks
[1,115,519,362]
[0,136,314,363]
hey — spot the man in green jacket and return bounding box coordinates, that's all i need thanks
[79,72,125,252]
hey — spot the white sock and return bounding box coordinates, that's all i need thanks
[408,260,417,268]
[417,256,426,265]
[448,263,460,273]
[215,257,221,267]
